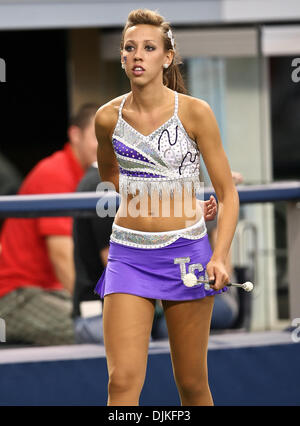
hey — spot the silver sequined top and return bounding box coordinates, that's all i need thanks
[112,91,202,199]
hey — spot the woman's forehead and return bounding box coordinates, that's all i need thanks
[124,24,163,42]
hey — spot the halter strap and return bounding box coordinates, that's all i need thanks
[118,94,128,118]
[174,91,178,116]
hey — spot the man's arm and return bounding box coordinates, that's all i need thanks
[95,103,120,191]
[45,235,75,294]
[99,246,109,267]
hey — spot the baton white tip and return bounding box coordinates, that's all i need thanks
[243,281,254,292]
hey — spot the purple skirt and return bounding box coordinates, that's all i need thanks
[95,219,227,301]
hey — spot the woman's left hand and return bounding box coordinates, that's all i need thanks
[206,258,229,291]
[203,195,217,221]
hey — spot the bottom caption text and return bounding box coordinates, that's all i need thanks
[107,409,191,423]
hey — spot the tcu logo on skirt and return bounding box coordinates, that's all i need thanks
[174,257,208,288]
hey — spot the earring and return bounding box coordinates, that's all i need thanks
[163,64,169,69]
[121,63,125,69]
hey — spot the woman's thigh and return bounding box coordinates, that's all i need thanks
[103,293,156,379]
[162,296,214,384]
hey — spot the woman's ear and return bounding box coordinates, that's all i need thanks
[165,50,174,67]
[120,52,127,69]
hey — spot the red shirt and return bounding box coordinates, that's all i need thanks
[0,143,84,297]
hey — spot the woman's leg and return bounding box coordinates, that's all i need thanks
[103,293,156,406]
[162,296,215,406]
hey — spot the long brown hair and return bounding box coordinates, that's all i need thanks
[120,9,187,94]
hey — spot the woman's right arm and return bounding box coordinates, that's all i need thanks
[94,104,120,192]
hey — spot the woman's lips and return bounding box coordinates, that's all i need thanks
[132,66,145,76]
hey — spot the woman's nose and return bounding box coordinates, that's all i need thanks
[134,46,144,60]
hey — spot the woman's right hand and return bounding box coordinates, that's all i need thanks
[206,258,229,291]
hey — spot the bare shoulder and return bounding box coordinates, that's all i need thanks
[179,93,212,120]
[178,93,213,140]
[95,94,127,137]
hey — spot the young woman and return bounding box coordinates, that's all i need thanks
[94,9,239,406]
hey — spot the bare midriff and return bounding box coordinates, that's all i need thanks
[114,189,203,232]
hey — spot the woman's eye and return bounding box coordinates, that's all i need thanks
[124,45,134,52]
[145,45,155,51]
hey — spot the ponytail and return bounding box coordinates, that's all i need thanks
[163,60,187,95]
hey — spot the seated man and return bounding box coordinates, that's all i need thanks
[0,103,99,346]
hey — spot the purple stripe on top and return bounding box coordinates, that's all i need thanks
[119,168,165,178]
[113,138,155,164]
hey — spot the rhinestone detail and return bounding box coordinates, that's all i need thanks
[112,91,202,199]
[110,219,207,249]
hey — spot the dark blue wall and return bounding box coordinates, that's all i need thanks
[0,343,299,406]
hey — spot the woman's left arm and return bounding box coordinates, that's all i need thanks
[190,98,240,290]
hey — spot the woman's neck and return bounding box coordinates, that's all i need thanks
[129,82,171,113]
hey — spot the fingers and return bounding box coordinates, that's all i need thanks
[208,195,217,207]
[204,195,216,209]
[205,195,217,221]
[206,206,217,220]
[206,262,229,291]
[205,212,216,221]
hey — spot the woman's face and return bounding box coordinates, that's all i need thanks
[121,24,172,87]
